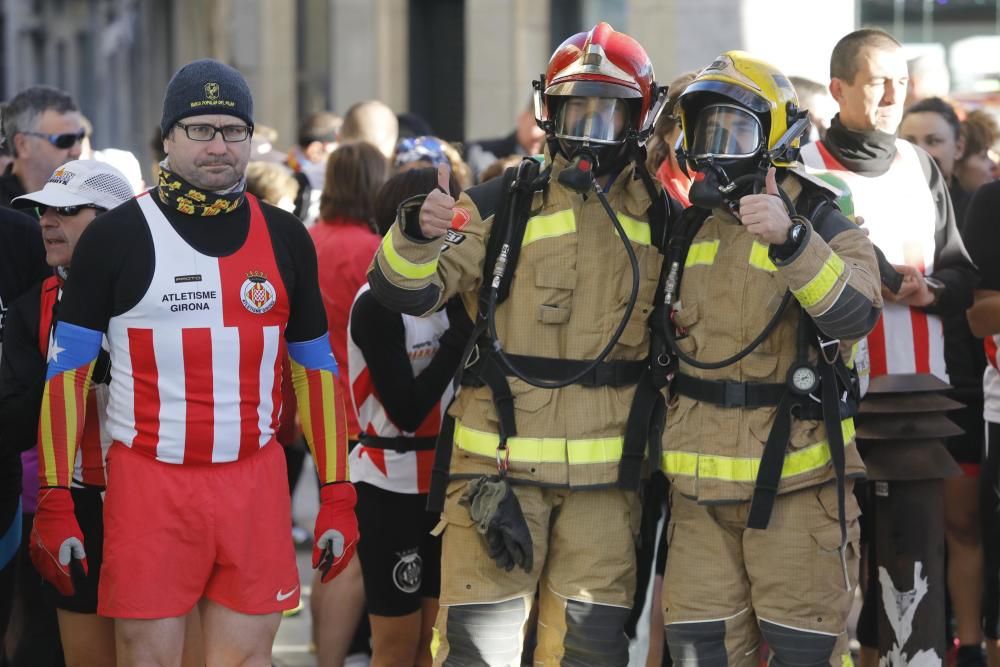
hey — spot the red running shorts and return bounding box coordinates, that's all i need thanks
[98,441,300,618]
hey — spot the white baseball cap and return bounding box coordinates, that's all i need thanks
[12,159,135,212]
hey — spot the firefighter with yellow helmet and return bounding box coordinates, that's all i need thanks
[659,51,883,665]
[369,22,678,666]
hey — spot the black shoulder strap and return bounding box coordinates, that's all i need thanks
[793,177,836,220]
[478,166,517,306]
[634,159,670,253]
[478,158,545,312]
[663,205,711,303]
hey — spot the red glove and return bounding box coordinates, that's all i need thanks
[29,488,87,596]
[312,482,359,583]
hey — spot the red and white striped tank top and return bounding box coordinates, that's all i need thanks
[800,139,946,381]
[983,338,1000,423]
[105,193,289,465]
[347,284,453,494]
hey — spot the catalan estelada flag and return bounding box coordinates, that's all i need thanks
[39,322,101,488]
[288,335,348,483]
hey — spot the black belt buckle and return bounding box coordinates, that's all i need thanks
[722,381,747,408]
[587,363,607,388]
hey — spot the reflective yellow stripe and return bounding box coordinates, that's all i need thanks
[685,240,720,268]
[617,214,652,246]
[793,252,845,308]
[749,241,777,273]
[662,450,698,476]
[523,210,575,247]
[454,420,624,464]
[381,228,439,280]
[661,418,855,481]
[514,210,650,248]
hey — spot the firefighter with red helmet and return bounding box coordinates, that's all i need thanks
[369,23,673,665]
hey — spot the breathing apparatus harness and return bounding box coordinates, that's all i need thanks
[663,116,857,588]
[485,146,642,392]
[426,116,676,516]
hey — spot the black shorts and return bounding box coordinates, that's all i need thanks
[983,422,1000,638]
[946,394,986,467]
[41,486,104,614]
[355,482,441,617]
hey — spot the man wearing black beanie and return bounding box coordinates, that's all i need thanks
[27,58,359,665]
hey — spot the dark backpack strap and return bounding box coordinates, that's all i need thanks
[619,368,665,491]
[427,412,456,514]
[745,390,798,530]
[477,165,522,318]
[819,358,851,589]
[634,154,671,253]
[478,158,544,311]
[479,353,517,441]
[625,470,670,638]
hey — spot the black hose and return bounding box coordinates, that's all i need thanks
[663,291,793,370]
[487,171,641,389]
[663,166,797,370]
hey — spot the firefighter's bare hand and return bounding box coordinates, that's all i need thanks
[419,163,455,239]
[885,264,934,307]
[738,167,793,245]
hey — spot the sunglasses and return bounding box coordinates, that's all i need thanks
[36,204,106,217]
[21,129,87,149]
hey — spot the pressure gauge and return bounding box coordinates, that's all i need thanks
[787,364,819,395]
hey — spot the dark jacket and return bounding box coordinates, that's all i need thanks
[0,164,28,212]
[464,131,523,180]
[0,210,49,496]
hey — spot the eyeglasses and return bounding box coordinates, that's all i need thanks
[21,129,87,149]
[36,204,106,217]
[175,122,252,143]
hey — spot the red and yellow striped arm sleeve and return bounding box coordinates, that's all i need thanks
[288,335,348,483]
[38,322,101,488]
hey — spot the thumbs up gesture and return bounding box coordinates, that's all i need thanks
[737,167,794,245]
[419,163,456,239]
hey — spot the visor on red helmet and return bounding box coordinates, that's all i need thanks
[554,97,629,145]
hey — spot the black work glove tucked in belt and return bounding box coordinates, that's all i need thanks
[461,475,534,573]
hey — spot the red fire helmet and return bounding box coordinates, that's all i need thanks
[534,22,665,142]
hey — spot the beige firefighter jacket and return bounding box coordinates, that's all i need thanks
[662,173,883,503]
[368,153,666,487]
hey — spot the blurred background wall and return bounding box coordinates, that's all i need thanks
[2,0,997,167]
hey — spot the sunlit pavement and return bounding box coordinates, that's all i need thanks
[272,549,319,667]
[272,457,324,667]
[270,456,863,667]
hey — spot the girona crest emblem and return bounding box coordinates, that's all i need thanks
[240,270,277,314]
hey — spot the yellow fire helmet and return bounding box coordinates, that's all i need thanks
[678,51,805,168]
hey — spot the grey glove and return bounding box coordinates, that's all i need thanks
[461,475,534,573]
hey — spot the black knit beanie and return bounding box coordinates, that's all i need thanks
[160,59,254,137]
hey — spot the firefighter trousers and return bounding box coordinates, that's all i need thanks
[662,481,860,667]
[431,480,640,666]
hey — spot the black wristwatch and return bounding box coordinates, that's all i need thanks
[770,220,807,260]
[925,276,945,306]
[786,220,807,247]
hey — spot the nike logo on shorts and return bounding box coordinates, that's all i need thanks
[276,586,298,602]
